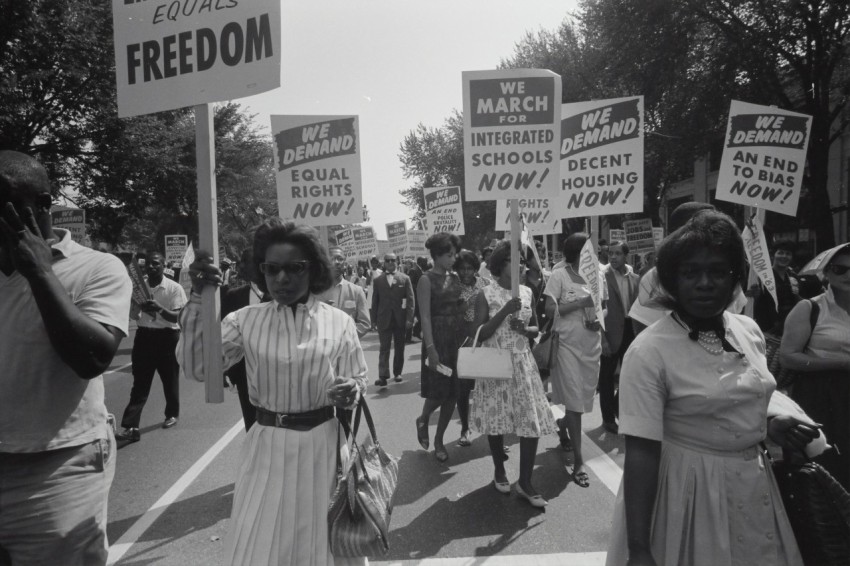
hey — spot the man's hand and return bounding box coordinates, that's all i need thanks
[0,203,53,279]
[139,299,163,314]
[189,250,223,294]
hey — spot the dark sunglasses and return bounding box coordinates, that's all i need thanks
[259,261,310,276]
[827,264,850,276]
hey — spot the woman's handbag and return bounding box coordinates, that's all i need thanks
[456,325,513,380]
[770,453,850,565]
[328,398,399,557]
[532,318,558,379]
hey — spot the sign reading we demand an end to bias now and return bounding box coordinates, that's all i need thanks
[463,69,561,202]
[271,115,363,227]
[112,0,281,118]
[560,96,644,218]
[716,101,812,217]
[424,186,465,235]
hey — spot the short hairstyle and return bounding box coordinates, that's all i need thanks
[481,246,493,259]
[416,255,429,270]
[252,218,334,295]
[598,238,608,246]
[488,240,511,277]
[771,239,795,254]
[425,232,460,259]
[656,210,746,304]
[0,150,51,204]
[454,249,480,271]
[669,202,715,232]
[562,232,589,263]
[609,240,630,255]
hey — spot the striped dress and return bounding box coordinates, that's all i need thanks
[178,294,368,566]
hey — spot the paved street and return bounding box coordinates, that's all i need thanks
[104,324,625,565]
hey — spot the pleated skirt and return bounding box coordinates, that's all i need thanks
[225,419,367,566]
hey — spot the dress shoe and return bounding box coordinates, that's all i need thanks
[493,478,511,494]
[515,483,547,508]
[374,378,388,387]
[116,427,140,442]
[393,375,403,383]
[602,421,619,434]
[162,417,179,429]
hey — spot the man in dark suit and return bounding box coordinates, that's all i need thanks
[371,253,415,387]
[600,241,639,434]
[221,248,265,431]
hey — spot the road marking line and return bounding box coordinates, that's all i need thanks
[372,552,606,565]
[104,362,132,375]
[106,420,244,565]
[550,406,622,496]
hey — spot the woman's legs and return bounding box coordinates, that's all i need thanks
[456,390,470,435]
[433,397,457,453]
[488,435,507,482]
[563,410,588,485]
[417,399,441,449]
[517,437,540,495]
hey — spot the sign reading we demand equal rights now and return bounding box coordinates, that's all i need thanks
[271,116,363,227]
[112,0,281,118]
[559,96,644,217]
[463,69,561,202]
[716,101,812,217]
[424,186,465,235]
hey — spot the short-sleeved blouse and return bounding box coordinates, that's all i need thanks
[805,288,850,360]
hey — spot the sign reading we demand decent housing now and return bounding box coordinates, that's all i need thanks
[716,101,812,217]
[112,0,281,118]
[559,96,644,218]
[271,116,363,227]
[463,69,561,202]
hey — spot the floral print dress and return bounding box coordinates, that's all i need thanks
[470,284,556,438]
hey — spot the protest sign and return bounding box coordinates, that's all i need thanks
[127,258,152,305]
[178,243,195,296]
[424,186,465,235]
[559,96,644,218]
[578,240,605,330]
[463,69,561,201]
[51,207,86,242]
[623,218,655,254]
[652,227,664,249]
[495,198,561,235]
[335,227,356,259]
[742,216,777,309]
[112,0,280,118]
[271,115,363,226]
[386,221,408,255]
[376,240,392,258]
[165,235,189,265]
[716,101,812,216]
[406,229,428,256]
[609,228,625,242]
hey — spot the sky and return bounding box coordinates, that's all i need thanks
[240,0,579,239]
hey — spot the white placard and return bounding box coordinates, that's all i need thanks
[386,221,408,255]
[579,240,605,330]
[271,115,363,226]
[742,216,778,309]
[406,229,428,256]
[164,235,189,265]
[424,186,465,235]
[112,0,281,118]
[495,199,561,235]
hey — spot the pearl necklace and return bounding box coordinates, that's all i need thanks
[696,330,724,356]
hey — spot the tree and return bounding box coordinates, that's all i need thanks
[399,111,496,252]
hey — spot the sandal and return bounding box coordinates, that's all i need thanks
[571,467,590,488]
[434,444,449,463]
[458,430,471,447]
[556,419,573,452]
[416,417,429,450]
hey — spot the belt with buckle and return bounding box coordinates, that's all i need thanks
[254,406,336,431]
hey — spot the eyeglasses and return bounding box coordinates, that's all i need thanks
[259,261,310,276]
[827,264,850,276]
[677,267,735,282]
[384,258,397,263]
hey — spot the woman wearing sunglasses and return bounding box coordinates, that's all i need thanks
[781,243,850,490]
[178,218,368,566]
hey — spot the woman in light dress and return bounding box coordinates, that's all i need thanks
[180,219,368,566]
[607,211,818,566]
[470,241,556,507]
[544,232,602,488]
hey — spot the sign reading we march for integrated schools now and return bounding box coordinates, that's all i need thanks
[495,198,561,235]
[463,69,561,202]
[165,235,189,265]
[424,186,465,235]
[386,221,408,255]
[560,96,644,218]
[112,0,281,118]
[271,115,363,227]
[335,226,377,262]
[716,100,812,217]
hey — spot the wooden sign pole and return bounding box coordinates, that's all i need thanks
[510,199,520,298]
[195,103,223,403]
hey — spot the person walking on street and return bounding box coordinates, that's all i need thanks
[317,245,371,338]
[753,239,803,335]
[406,256,423,343]
[371,252,415,386]
[599,241,639,434]
[116,251,187,442]
[0,151,131,565]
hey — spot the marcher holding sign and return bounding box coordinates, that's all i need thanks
[543,233,604,489]
[271,115,363,226]
[716,100,812,216]
[559,96,644,217]
[463,69,562,202]
[424,186,465,235]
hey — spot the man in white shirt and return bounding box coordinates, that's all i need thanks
[116,251,187,442]
[316,245,371,337]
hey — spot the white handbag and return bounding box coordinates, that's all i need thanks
[456,325,514,380]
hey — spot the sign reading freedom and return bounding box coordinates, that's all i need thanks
[112,0,281,117]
